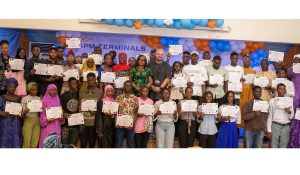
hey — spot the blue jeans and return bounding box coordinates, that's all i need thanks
[244,130,264,148]
[115,128,135,148]
[155,121,175,148]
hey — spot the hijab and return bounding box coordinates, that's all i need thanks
[42,84,60,108]
[102,85,115,102]
[5,78,18,87]
[112,52,131,72]
[80,57,96,76]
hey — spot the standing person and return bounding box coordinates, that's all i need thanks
[112,52,131,96]
[93,46,102,55]
[0,78,22,148]
[115,80,138,148]
[21,82,41,148]
[128,57,136,68]
[272,67,295,97]
[109,51,117,66]
[98,53,113,89]
[216,91,241,148]
[0,39,10,68]
[206,55,229,106]
[80,57,97,88]
[75,55,82,64]
[148,49,171,101]
[181,51,191,67]
[24,45,42,85]
[79,72,102,148]
[61,51,80,95]
[199,51,212,67]
[255,59,276,101]
[198,91,218,148]
[56,46,66,65]
[130,55,153,96]
[0,40,10,96]
[154,88,178,148]
[182,51,208,103]
[170,61,185,101]
[135,86,154,148]
[96,85,116,148]
[242,86,268,148]
[60,78,80,145]
[149,49,156,63]
[178,87,199,148]
[267,83,294,148]
[39,84,64,148]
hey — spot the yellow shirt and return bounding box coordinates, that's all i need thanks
[255,71,276,101]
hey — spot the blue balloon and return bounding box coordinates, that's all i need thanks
[147,19,154,26]
[262,51,268,58]
[115,19,124,26]
[199,19,209,27]
[250,52,258,60]
[216,19,224,27]
[216,41,224,51]
[257,48,265,56]
[125,19,133,27]
[211,48,219,53]
[224,44,231,51]
[174,21,182,29]
[140,19,146,24]
[154,19,164,27]
[173,38,179,44]
[209,41,216,49]
[54,43,62,47]
[160,37,167,46]
[104,19,114,25]
[180,19,192,28]
[188,23,196,30]
[191,19,201,25]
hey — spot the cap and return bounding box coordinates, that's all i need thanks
[191,51,199,56]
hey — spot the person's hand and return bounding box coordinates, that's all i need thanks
[24,108,30,114]
[156,110,162,116]
[6,64,11,72]
[0,111,9,117]
[97,133,104,139]
[235,91,241,95]
[224,116,231,121]
[79,125,85,133]
[69,144,77,148]
[64,113,71,119]
[284,107,291,114]
[264,85,272,91]
[268,132,272,140]
[254,110,261,116]
[47,77,55,82]
[137,113,144,117]
[240,78,246,83]
[167,52,171,62]
[54,75,60,80]
[210,84,218,88]
[170,84,175,88]
[173,111,178,118]
[198,112,204,119]
[187,82,194,87]
[30,69,36,75]
[48,118,55,122]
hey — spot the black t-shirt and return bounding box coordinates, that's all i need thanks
[61,91,79,127]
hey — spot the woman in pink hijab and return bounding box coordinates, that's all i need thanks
[96,85,116,148]
[39,84,64,148]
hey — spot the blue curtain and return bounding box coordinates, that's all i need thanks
[25,29,56,43]
[0,28,21,57]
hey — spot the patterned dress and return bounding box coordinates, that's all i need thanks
[129,67,152,96]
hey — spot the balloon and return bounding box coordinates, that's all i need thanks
[147,19,154,26]
[215,19,224,27]
[250,52,258,60]
[180,19,192,28]
[208,20,216,28]
[54,43,62,47]
[211,48,219,53]
[257,48,265,56]
[140,19,146,24]
[174,21,181,29]
[191,19,201,25]
[115,19,125,26]
[224,44,231,51]
[246,42,253,48]
[216,42,224,51]
[239,42,246,49]
[104,19,114,25]
[199,19,209,27]
[154,19,164,27]
[160,37,167,46]
[178,39,185,46]
[134,21,142,29]
[188,23,196,30]
[125,19,133,27]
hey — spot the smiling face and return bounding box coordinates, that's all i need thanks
[19,49,26,59]
[185,87,193,99]
[106,87,114,98]
[7,84,16,94]
[173,62,181,73]
[119,55,126,64]
[67,54,75,65]
[202,52,211,60]
[243,56,251,67]
[128,57,136,67]
[123,81,132,93]
[213,59,221,69]
[205,93,213,103]
[191,54,199,64]
[277,85,286,97]
[156,49,164,62]
[277,69,287,78]
[230,54,238,66]
[49,88,57,97]
[49,49,57,60]
[182,53,190,65]
[161,89,170,102]
[1,43,9,55]
[253,87,262,100]
[87,59,94,68]
[227,92,235,104]
[140,87,149,98]
[261,59,269,71]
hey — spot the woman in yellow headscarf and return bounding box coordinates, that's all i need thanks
[80,57,97,88]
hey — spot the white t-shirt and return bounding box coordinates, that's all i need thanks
[225,65,244,99]
[198,59,212,68]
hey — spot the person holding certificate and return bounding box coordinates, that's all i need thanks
[95,85,117,148]
[216,91,241,148]
[267,83,294,148]
[154,88,178,148]
[198,51,212,68]
[242,86,269,148]
[21,82,41,148]
[80,57,97,88]
[0,78,22,148]
[39,84,64,148]
[255,59,276,101]
[170,61,185,101]
[115,81,138,148]
[98,53,113,88]
[272,68,295,97]
[0,40,10,96]
[197,91,218,148]
[177,87,199,148]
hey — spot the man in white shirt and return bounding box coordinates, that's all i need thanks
[225,52,245,104]
[182,51,208,103]
[267,83,294,148]
[271,67,295,97]
[198,51,212,67]
[182,51,191,67]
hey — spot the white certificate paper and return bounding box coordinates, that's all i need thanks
[269,50,284,62]
[83,70,99,81]
[221,105,239,117]
[138,103,155,116]
[271,78,287,88]
[254,77,269,88]
[172,76,187,88]
[34,63,48,75]
[81,99,97,112]
[75,64,83,70]
[9,58,25,70]
[27,99,42,112]
[102,101,119,114]
[89,54,102,65]
[66,38,81,48]
[228,71,242,83]
[189,75,205,86]
[243,74,255,84]
[62,69,79,81]
[295,108,300,120]
[47,64,64,76]
[228,82,242,92]
[100,72,115,83]
[169,45,183,55]
[293,63,300,74]
[114,76,129,88]
[159,101,176,114]
[253,100,269,113]
[201,103,218,115]
[181,100,198,112]
[46,106,63,119]
[116,115,133,128]
[5,102,22,115]
[68,113,84,126]
[277,97,293,109]
[209,74,224,85]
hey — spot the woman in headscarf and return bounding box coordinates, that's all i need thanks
[0,78,22,148]
[80,57,96,88]
[95,85,116,148]
[39,84,64,148]
[112,52,131,96]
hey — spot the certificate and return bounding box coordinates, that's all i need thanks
[228,71,242,83]
[243,74,255,84]
[114,76,129,88]
[47,64,64,76]
[5,102,22,115]
[295,108,300,120]
[62,69,79,81]
[189,75,205,86]
[115,115,133,128]
[201,103,218,115]
[27,99,42,112]
[254,77,269,88]
[34,63,48,75]
[138,103,155,115]
[228,82,242,92]
[9,58,25,70]
[271,78,287,88]
[221,105,239,117]
[277,97,293,109]
[75,64,83,70]
[169,45,183,55]
[172,76,187,88]
[100,72,115,83]
[102,101,119,114]
[192,85,202,96]
[66,38,81,48]
[159,101,176,114]
[89,54,102,65]
[209,74,224,85]
[81,99,97,112]
[293,63,300,74]
[269,50,284,62]
[68,113,84,126]
[46,106,63,119]
[83,70,98,81]
[181,100,198,112]
[253,100,269,113]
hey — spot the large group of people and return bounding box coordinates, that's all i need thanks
[0,38,299,149]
